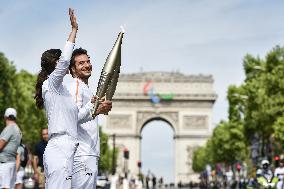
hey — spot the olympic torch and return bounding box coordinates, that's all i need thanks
[91,31,124,117]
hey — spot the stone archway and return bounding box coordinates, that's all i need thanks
[140,118,175,183]
[103,72,217,183]
[137,112,177,134]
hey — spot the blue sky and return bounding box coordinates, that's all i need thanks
[1,0,284,182]
[141,121,174,184]
[1,0,284,124]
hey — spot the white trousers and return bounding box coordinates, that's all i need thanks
[71,156,98,189]
[277,180,283,189]
[43,135,78,189]
[0,162,16,189]
[15,169,25,184]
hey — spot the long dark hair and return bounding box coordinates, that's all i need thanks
[35,49,61,109]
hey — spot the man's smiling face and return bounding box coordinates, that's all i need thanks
[72,54,92,79]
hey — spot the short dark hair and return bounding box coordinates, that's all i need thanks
[41,127,48,131]
[69,48,88,77]
[41,127,48,135]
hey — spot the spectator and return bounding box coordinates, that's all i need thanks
[145,175,150,189]
[32,128,48,189]
[158,177,163,188]
[274,159,284,189]
[152,175,156,188]
[14,142,27,189]
[0,108,22,189]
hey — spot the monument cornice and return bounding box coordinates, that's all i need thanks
[119,72,214,83]
[113,93,217,101]
[112,134,142,139]
[112,100,214,108]
[112,133,212,139]
[173,134,211,139]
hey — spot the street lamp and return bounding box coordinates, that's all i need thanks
[112,134,116,175]
[252,65,265,71]
[123,147,129,178]
[137,160,142,175]
[232,93,248,99]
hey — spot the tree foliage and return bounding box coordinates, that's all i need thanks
[0,52,16,128]
[192,146,207,172]
[211,121,247,163]
[192,139,213,172]
[99,127,118,174]
[193,45,284,171]
[242,46,284,156]
[0,53,47,149]
[13,71,47,149]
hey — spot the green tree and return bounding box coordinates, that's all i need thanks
[192,146,207,172]
[211,121,247,164]
[12,70,47,149]
[99,127,118,174]
[192,45,284,171]
[227,85,246,123]
[242,46,284,156]
[273,117,284,144]
[192,139,213,172]
[0,52,46,150]
[0,52,16,130]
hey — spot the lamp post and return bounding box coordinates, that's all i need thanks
[232,94,248,99]
[137,160,142,175]
[253,65,265,71]
[123,147,129,178]
[112,134,116,175]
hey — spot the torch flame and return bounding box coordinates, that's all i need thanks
[120,25,125,33]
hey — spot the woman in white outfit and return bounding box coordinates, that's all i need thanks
[34,9,95,189]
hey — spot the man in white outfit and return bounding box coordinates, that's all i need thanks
[68,48,112,189]
[275,159,284,189]
[0,108,22,189]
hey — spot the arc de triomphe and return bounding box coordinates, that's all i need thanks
[102,72,217,183]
